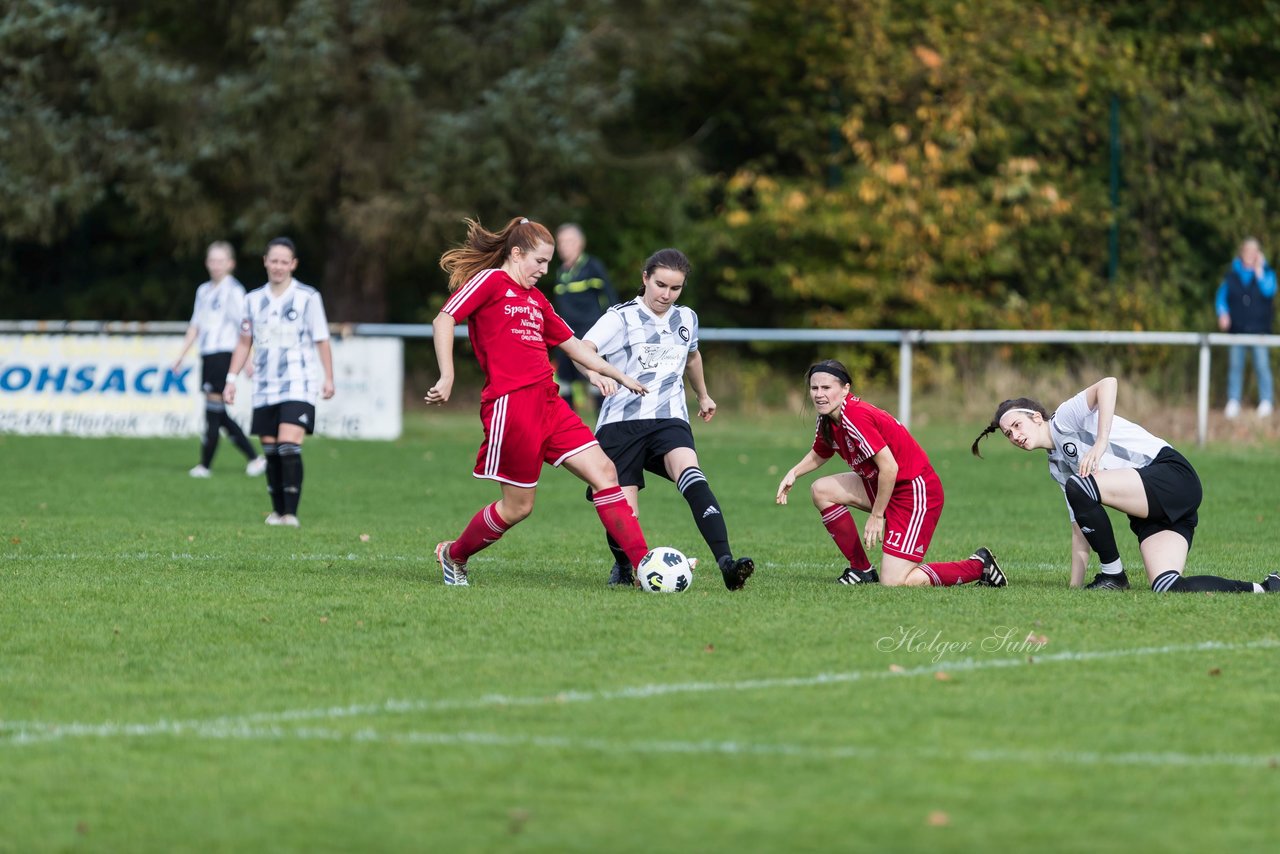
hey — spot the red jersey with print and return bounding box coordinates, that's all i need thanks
[811,396,932,485]
[442,269,574,402]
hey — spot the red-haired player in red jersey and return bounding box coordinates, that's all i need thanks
[426,217,651,587]
[775,359,1007,588]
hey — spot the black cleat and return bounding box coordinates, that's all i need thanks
[1262,572,1280,592]
[718,555,755,591]
[972,547,1007,587]
[607,563,634,587]
[1085,571,1130,590]
[837,567,879,585]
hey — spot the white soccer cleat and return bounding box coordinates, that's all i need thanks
[188,465,211,478]
[1225,400,1241,419]
[1258,401,1273,419]
[280,514,301,528]
[245,456,268,476]
[265,513,284,526]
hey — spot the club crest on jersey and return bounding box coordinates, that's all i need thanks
[1063,442,1077,457]
[678,326,691,342]
[285,308,299,321]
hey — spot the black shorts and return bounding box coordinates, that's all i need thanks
[201,352,233,394]
[1128,446,1201,546]
[596,418,696,490]
[251,401,317,437]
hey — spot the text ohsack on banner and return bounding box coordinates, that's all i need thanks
[0,334,403,439]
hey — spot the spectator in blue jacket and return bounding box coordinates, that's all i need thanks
[1215,237,1276,419]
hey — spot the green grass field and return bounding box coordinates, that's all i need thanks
[2,410,1277,853]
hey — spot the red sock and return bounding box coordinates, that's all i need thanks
[918,558,982,587]
[820,505,872,571]
[593,486,648,568]
[451,502,512,562]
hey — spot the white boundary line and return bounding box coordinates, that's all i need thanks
[4,639,1276,762]
[11,724,1274,769]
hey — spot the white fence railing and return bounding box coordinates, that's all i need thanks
[3,321,1276,445]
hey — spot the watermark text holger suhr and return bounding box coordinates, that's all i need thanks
[877,626,1049,663]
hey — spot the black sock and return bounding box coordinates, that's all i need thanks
[1064,475,1121,564]
[678,467,731,564]
[278,442,303,516]
[200,404,222,467]
[1153,570,1255,593]
[263,442,285,515]
[221,410,257,460]
[606,534,632,570]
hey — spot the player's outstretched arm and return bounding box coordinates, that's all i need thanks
[425,312,456,405]
[685,350,715,422]
[1077,376,1118,476]
[173,325,199,372]
[862,447,898,549]
[571,340,619,397]
[316,339,335,400]
[776,449,828,505]
[223,333,252,405]
[559,336,647,396]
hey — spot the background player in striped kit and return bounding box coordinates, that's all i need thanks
[426,217,652,587]
[172,241,266,478]
[777,360,1006,588]
[578,248,755,590]
[973,376,1280,593]
[225,238,335,527]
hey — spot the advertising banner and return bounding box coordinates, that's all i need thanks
[0,334,403,439]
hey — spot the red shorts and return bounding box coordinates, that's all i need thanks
[865,468,944,561]
[474,383,599,487]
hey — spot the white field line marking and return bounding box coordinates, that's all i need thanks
[3,639,1275,749]
[1,551,431,564]
[3,723,1276,769]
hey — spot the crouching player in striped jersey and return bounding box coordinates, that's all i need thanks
[426,217,653,587]
[776,360,1006,588]
[225,237,335,527]
[973,376,1280,593]
[578,248,755,591]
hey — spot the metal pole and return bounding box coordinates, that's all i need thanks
[899,332,913,428]
[1108,93,1121,282]
[1197,336,1210,446]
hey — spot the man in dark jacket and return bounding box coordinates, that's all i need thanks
[553,223,619,413]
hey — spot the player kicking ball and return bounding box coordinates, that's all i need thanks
[776,360,1005,588]
[578,248,754,591]
[973,376,1280,593]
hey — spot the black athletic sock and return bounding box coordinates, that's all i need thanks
[1064,475,1121,564]
[278,442,303,516]
[221,410,257,460]
[263,442,285,515]
[678,467,731,564]
[1153,570,1255,593]
[200,403,223,467]
[606,534,631,570]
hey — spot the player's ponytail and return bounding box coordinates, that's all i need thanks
[439,217,554,291]
[971,397,1050,457]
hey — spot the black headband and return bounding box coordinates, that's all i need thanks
[807,363,851,386]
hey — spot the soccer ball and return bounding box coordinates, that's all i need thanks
[637,546,693,593]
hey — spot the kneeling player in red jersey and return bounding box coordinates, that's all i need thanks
[776,359,1006,588]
